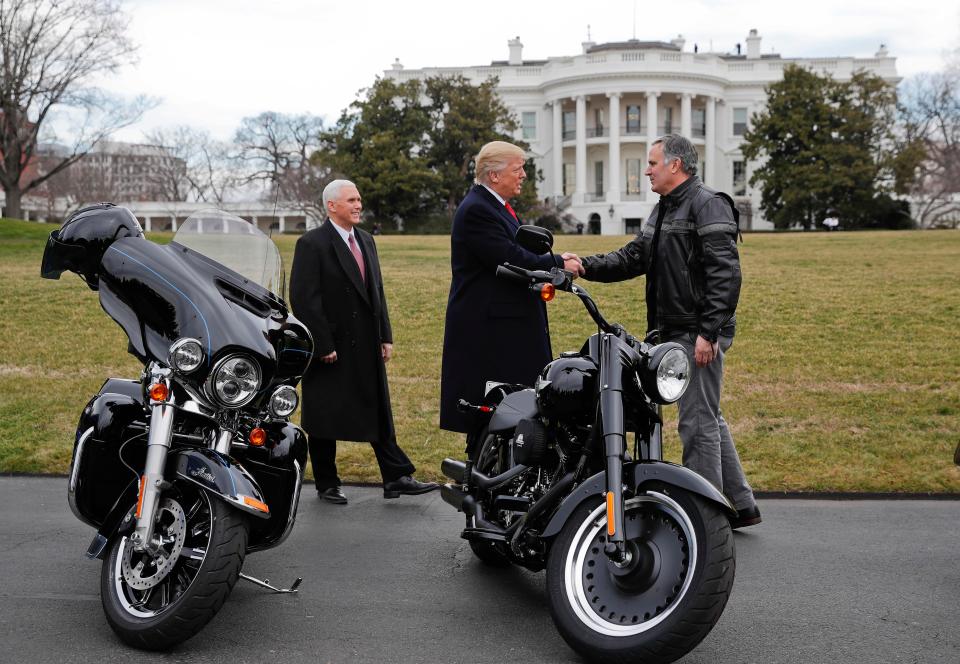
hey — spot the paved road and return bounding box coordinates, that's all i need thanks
[1,477,957,664]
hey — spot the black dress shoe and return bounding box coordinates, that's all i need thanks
[318,487,348,504]
[383,475,439,499]
[730,504,761,529]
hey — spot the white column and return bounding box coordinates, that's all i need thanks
[279,215,286,233]
[646,90,660,141]
[171,215,177,232]
[643,91,659,200]
[607,92,621,203]
[574,95,586,205]
[705,96,717,188]
[681,93,692,138]
[145,217,152,232]
[552,100,563,199]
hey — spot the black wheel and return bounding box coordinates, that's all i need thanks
[467,429,512,567]
[545,484,735,664]
[100,481,248,650]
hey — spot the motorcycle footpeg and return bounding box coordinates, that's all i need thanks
[85,533,109,560]
[461,527,507,543]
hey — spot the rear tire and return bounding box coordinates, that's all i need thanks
[100,483,248,650]
[545,485,734,664]
[466,428,512,567]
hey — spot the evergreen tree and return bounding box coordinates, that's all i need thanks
[742,65,912,230]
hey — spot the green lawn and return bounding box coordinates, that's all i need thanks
[2,218,958,492]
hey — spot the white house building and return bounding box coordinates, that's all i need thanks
[385,30,899,232]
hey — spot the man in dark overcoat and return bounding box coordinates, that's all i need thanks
[290,179,437,504]
[439,141,583,439]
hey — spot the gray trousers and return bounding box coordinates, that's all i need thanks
[669,332,756,510]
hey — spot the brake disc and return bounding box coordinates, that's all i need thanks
[121,498,187,590]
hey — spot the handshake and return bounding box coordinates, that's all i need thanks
[560,252,586,278]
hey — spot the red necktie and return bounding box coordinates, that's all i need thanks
[348,234,366,283]
[504,202,518,221]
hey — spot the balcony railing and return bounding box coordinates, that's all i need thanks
[562,129,576,140]
[621,192,645,202]
[586,127,608,138]
[623,125,647,136]
[692,127,706,138]
[585,193,606,202]
[658,125,675,135]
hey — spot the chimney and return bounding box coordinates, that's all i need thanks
[391,58,403,71]
[876,43,889,57]
[670,34,685,51]
[508,36,523,65]
[746,29,761,59]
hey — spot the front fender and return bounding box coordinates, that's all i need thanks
[541,461,736,538]
[171,448,271,520]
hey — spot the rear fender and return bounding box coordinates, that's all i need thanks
[541,461,736,538]
[171,448,271,520]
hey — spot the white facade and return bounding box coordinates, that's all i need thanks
[385,31,899,232]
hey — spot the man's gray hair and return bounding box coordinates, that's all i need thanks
[322,179,357,212]
[654,134,699,177]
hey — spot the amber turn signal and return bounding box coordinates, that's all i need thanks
[606,492,616,536]
[539,283,556,302]
[148,382,169,402]
[249,427,267,446]
[241,495,270,513]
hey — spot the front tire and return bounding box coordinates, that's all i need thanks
[545,485,734,664]
[100,482,248,650]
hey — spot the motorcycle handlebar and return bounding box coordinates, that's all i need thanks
[497,262,616,333]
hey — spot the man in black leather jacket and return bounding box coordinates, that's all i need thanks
[579,134,761,529]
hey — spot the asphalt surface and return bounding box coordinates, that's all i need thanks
[0,476,957,664]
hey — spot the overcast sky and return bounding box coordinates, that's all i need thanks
[104,0,958,142]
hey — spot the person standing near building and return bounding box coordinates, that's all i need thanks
[439,141,582,443]
[579,134,761,528]
[289,179,437,504]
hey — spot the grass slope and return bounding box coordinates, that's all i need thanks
[2,218,958,492]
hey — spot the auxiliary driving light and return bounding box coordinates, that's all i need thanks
[168,338,204,373]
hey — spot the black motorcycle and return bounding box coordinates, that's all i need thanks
[440,226,737,664]
[41,205,313,650]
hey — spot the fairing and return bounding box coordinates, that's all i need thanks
[98,237,312,381]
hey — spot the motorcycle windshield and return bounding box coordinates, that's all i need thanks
[172,210,284,299]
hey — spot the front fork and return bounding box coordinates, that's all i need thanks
[599,333,630,564]
[130,383,175,554]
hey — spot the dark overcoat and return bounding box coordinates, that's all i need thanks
[439,184,561,433]
[289,220,394,441]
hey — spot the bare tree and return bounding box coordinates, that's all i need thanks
[899,72,960,228]
[233,111,329,223]
[0,0,153,219]
[143,126,239,205]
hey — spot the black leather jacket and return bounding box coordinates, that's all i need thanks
[581,176,741,342]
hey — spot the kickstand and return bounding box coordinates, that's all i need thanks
[239,572,303,593]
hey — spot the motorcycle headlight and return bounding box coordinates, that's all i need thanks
[208,354,261,408]
[639,342,691,404]
[269,385,299,418]
[168,338,204,373]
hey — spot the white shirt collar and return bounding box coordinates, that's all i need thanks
[328,218,357,247]
[480,183,506,206]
